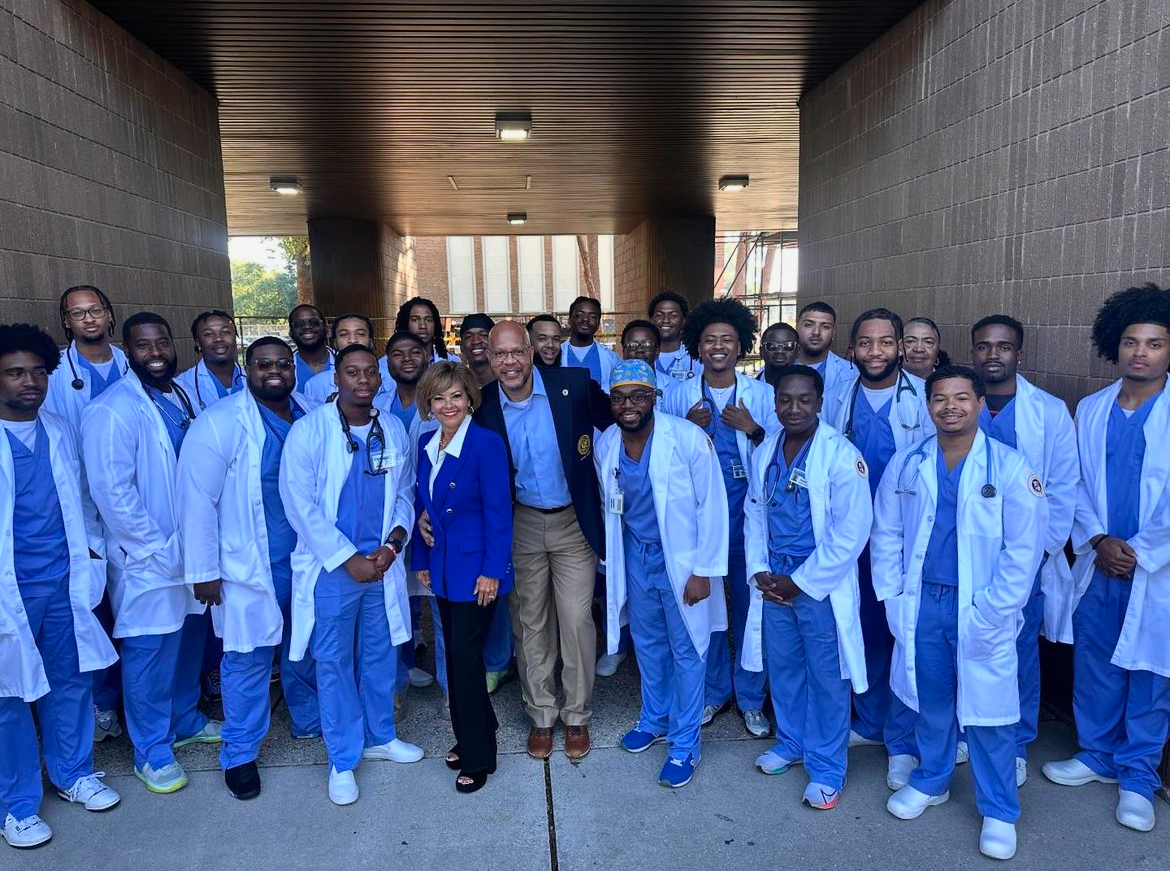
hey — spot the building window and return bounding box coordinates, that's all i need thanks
[447,236,476,313]
[517,235,546,313]
[481,236,511,313]
[552,235,579,311]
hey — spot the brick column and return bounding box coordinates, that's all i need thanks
[614,216,715,326]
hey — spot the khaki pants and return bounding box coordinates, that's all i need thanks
[509,505,598,728]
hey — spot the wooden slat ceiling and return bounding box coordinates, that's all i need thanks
[90,1,922,237]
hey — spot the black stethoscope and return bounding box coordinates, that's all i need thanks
[894,434,997,499]
[147,382,196,431]
[656,351,697,381]
[338,405,390,477]
[762,436,813,504]
[843,369,922,440]
[67,344,127,391]
[193,360,245,411]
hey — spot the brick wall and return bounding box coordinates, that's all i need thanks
[614,216,717,331]
[0,0,231,366]
[380,224,417,319]
[798,0,1170,405]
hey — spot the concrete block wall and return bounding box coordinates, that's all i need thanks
[798,0,1170,405]
[614,216,716,331]
[0,0,231,366]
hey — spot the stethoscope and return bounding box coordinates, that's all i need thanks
[67,344,127,391]
[697,376,735,437]
[656,351,697,381]
[338,404,389,476]
[193,360,244,411]
[894,434,997,499]
[842,369,922,440]
[762,436,813,504]
[146,382,196,431]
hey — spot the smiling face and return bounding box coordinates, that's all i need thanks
[851,318,902,385]
[126,322,177,389]
[429,381,471,431]
[332,317,371,351]
[334,349,381,409]
[698,322,741,375]
[1118,322,1170,383]
[622,326,660,366]
[460,327,491,369]
[62,288,113,346]
[246,344,295,402]
[528,320,562,366]
[488,323,534,392]
[195,315,238,366]
[0,351,50,421]
[774,374,822,437]
[386,337,427,386]
[609,384,656,433]
[927,376,984,436]
[902,321,940,376]
[289,306,325,352]
[971,324,1020,386]
[408,304,436,346]
[650,300,685,345]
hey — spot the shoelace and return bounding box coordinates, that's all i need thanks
[12,814,46,832]
[64,773,107,801]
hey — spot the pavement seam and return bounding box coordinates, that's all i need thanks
[543,759,559,871]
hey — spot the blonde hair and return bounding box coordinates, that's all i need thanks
[416,361,482,421]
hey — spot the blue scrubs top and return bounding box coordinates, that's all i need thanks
[922,450,966,586]
[336,429,387,554]
[618,433,660,546]
[294,353,333,395]
[386,390,418,435]
[704,381,748,556]
[7,424,70,598]
[147,387,190,456]
[978,397,1018,449]
[766,433,816,572]
[258,401,305,572]
[1104,396,1156,541]
[566,342,603,384]
[851,391,897,498]
[501,369,572,509]
[77,353,122,400]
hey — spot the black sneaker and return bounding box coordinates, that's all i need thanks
[224,761,261,800]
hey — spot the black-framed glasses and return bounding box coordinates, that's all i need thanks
[253,358,294,371]
[65,306,108,321]
[609,391,657,406]
[763,340,797,352]
[291,318,323,329]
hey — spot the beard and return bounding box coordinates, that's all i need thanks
[250,381,294,403]
[617,409,653,433]
[857,356,900,385]
[129,357,177,388]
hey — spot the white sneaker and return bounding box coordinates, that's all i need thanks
[57,773,121,811]
[700,703,726,727]
[595,652,627,678]
[174,719,223,748]
[887,785,949,820]
[886,754,918,791]
[742,710,770,738]
[1041,757,1118,787]
[2,814,51,849]
[407,667,435,688]
[1016,757,1028,787]
[848,729,883,748]
[955,740,969,765]
[362,738,424,763]
[1116,790,1156,832]
[94,706,123,742]
[980,817,1017,860]
[134,761,189,794]
[328,767,358,806]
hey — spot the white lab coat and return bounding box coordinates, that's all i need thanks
[0,412,117,701]
[560,340,621,391]
[660,372,782,469]
[175,390,289,654]
[279,403,416,662]
[594,413,729,657]
[740,422,871,693]
[818,350,856,397]
[1069,380,1170,677]
[174,359,242,412]
[870,431,1046,726]
[81,373,202,637]
[43,343,128,431]
[1000,375,1080,642]
[822,369,935,450]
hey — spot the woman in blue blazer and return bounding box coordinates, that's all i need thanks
[411,362,514,793]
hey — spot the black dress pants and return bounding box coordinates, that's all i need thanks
[437,595,500,775]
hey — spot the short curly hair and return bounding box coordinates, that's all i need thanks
[0,323,61,373]
[681,298,758,361]
[1091,283,1170,364]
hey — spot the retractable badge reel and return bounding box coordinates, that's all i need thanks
[608,469,624,514]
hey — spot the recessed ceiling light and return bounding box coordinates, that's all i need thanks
[270,176,302,195]
[506,212,528,225]
[496,112,532,141]
[718,175,750,192]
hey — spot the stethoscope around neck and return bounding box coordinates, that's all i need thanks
[147,381,196,430]
[67,344,127,391]
[193,360,244,411]
[337,404,390,476]
[843,368,922,440]
[894,434,997,499]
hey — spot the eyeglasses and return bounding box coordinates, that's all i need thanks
[291,318,323,329]
[253,358,294,371]
[488,348,529,362]
[622,341,659,353]
[65,307,107,321]
[609,391,656,406]
[763,341,797,352]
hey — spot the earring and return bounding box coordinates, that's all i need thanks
[468,405,475,414]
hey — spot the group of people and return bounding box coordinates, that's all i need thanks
[1,281,1168,862]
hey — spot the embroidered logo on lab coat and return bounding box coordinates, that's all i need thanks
[856,457,869,478]
[577,434,591,457]
[1028,475,1045,497]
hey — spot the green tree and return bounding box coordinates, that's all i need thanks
[231,260,297,317]
[275,237,313,305]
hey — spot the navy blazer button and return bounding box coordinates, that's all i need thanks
[449,482,456,489]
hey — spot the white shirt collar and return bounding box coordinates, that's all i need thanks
[424,414,472,466]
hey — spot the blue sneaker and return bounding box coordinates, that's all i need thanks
[658,754,698,788]
[621,728,666,754]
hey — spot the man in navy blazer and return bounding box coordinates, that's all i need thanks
[474,321,612,761]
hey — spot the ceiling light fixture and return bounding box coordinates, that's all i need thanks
[506,212,528,225]
[718,174,750,192]
[496,112,532,141]
[270,176,303,195]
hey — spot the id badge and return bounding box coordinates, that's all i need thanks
[788,467,808,490]
[607,491,625,515]
[731,462,747,480]
[671,368,690,381]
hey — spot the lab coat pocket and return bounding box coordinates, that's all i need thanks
[87,556,109,610]
[966,601,1013,662]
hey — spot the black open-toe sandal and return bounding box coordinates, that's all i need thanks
[445,746,461,771]
[455,770,489,794]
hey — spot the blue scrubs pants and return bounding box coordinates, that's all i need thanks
[1014,578,1044,758]
[274,566,319,737]
[910,584,1018,823]
[397,596,448,693]
[763,594,851,789]
[91,589,121,712]
[853,548,917,755]
[704,550,767,711]
[483,597,514,673]
[626,539,704,761]
[220,646,276,770]
[120,612,209,770]
[1073,574,1170,802]
[311,573,396,773]
[0,582,94,819]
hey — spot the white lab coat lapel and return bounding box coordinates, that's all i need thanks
[661,372,779,469]
[824,370,932,451]
[44,343,129,431]
[0,413,117,701]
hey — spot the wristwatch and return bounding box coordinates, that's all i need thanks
[386,537,405,555]
[748,426,766,445]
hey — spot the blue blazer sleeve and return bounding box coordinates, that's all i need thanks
[476,426,514,581]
